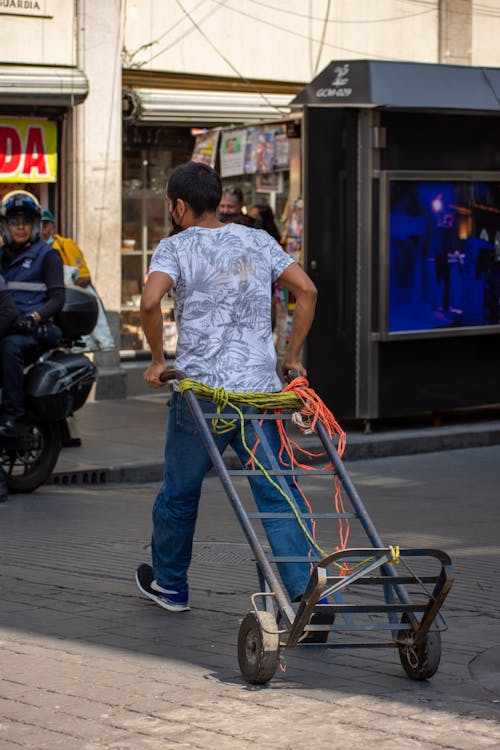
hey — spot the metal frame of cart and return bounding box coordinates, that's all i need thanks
[162,370,454,685]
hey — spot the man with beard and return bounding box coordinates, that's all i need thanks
[0,191,64,438]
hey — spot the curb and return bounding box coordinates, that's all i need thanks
[48,421,500,486]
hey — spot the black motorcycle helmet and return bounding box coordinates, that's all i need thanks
[0,190,42,245]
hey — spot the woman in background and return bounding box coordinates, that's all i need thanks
[249,203,282,243]
[249,203,283,336]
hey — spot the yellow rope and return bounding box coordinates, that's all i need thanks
[388,545,400,564]
[178,378,303,412]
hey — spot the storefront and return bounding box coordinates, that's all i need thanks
[120,123,193,354]
[0,64,88,227]
[119,81,299,358]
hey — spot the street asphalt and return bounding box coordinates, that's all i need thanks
[0,390,499,748]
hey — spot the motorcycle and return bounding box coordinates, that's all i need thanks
[0,285,98,493]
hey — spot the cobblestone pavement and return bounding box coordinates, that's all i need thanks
[1,446,499,749]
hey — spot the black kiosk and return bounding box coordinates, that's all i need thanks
[292,60,500,420]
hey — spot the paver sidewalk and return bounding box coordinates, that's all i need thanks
[1,445,499,748]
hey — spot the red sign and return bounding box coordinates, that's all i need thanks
[0,119,57,182]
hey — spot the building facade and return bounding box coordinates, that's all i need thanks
[0,0,498,395]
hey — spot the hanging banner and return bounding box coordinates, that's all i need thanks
[191,130,220,168]
[274,126,290,171]
[0,118,57,182]
[255,172,284,193]
[244,127,275,174]
[219,129,246,177]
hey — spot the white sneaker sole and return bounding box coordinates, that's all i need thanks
[135,565,190,612]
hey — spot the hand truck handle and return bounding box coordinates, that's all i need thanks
[159,368,186,383]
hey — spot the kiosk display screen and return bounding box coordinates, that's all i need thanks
[387,176,500,335]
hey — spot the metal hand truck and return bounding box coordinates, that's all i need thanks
[161,370,454,685]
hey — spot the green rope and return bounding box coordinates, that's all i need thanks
[178,377,324,555]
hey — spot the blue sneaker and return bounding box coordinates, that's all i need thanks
[135,564,190,612]
[299,596,335,644]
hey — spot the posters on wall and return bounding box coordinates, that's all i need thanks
[219,129,247,177]
[255,172,284,193]
[274,127,290,171]
[191,130,220,168]
[192,125,291,179]
[243,126,290,175]
[244,128,274,174]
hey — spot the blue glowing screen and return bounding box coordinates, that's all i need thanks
[388,179,500,333]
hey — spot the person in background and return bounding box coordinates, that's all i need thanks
[0,191,64,439]
[217,186,253,227]
[41,209,91,288]
[249,203,282,244]
[249,203,283,332]
[41,208,114,354]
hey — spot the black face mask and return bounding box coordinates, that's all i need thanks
[219,212,240,223]
[168,205,184,234]
[170,219,183,235]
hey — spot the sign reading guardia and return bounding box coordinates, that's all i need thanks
[0,1,44,13]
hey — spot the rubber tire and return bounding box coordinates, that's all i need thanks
[398,612,442,681]
[1,420,62,494]
[238,611,279,685]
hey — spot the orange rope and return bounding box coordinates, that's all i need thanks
[281,377,350,562]
[246,377,350,566]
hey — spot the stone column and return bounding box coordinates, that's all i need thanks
[439,0,472,65]
[73,0,126,398]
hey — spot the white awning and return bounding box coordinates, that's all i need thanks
[127,88,292,125]
[0,65,88,107]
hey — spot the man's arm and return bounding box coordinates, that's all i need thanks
[76,275,91,288]
[276,262,317,380]
[36,250,65,322]
[140,270,174,389]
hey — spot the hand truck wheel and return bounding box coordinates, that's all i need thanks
[238,610,279,685]
[397,613,442,681]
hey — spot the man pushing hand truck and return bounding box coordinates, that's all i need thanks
[136,162,453,685]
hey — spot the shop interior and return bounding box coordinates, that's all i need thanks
[120,119,302,359]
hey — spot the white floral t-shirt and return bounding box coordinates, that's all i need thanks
[148,222,293,392]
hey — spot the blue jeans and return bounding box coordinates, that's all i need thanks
[151,391,314,602]
[0,323,62,422]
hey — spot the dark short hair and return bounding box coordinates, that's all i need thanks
[251,203,281,243]
[222,186,243,205]
[167,162,222,216]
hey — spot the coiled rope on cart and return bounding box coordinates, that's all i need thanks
[178,376,353,567]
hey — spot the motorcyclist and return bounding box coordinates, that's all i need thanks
[0,273,20,501]
[0,191,65,438]
[0,272,19,338]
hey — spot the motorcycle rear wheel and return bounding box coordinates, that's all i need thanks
[0,420,62,494]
